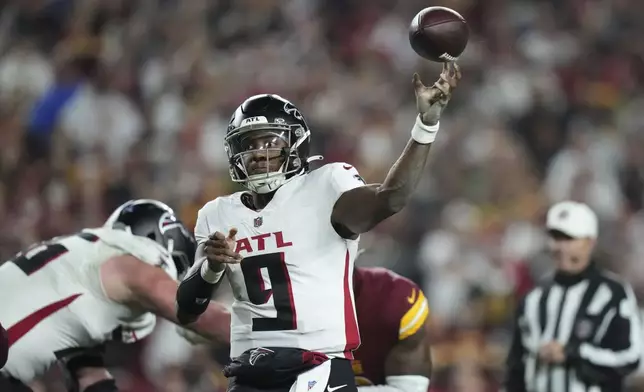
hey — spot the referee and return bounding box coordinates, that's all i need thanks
[504,201,642,392]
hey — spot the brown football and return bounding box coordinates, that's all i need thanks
[409,7,469,62]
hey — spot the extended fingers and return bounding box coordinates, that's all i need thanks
[433,62,461,95]
[412,73,426,91]
[443,62,461,87]
[204,237,242,263]
[444,63,460,88]
[453,62,462,82]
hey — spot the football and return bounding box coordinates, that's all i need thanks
[408,7,469,62]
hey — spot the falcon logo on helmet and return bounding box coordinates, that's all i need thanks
[283,102,304,121]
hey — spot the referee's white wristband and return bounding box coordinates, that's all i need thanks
[411,115,440,144]
[200,261,225,284]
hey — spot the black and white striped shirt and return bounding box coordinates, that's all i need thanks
[504,263,642,392]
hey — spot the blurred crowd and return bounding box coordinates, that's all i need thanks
[2,0,644,391]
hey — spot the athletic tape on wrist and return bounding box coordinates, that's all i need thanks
[411,115,440,144]
[200,261,224,284]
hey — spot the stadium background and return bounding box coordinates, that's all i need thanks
[1,0,644,390]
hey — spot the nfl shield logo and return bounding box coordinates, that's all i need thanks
[308,381,317,390]
[254,216,263,227]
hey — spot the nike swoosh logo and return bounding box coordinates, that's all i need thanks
[327,385,347,392]
[407,289,417,304]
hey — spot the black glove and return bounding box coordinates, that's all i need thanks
[60,345,108,392]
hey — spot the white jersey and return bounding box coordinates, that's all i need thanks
[195,162,365,359]
[0,228,176,383]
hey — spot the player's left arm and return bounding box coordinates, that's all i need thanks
[176,203,234,325]
[331,63,461,237]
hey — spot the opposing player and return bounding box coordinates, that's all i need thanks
[352,267,431,392]
[176,63,461,392]
[0,199,230,392]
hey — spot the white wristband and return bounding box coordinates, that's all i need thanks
[386,375,430,392]
[200,260,225,284]
[411,115,440,144]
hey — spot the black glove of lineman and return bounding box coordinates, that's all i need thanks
[60,345,112,392]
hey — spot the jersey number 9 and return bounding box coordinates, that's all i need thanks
[241,252,297,331]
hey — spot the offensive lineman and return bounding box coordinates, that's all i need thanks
[352,267,431,392]
[176,63,461,392]
[0,199,230,392]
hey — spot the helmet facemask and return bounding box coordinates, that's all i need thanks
[165,236,193,279]
[225,122,310,194]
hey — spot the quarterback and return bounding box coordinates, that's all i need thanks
[0,200,229,392]
[176,62,461,392]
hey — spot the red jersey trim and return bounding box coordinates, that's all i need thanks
[343,250,360,359]
[7,293,82,347]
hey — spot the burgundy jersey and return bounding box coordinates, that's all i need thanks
[352,267,429,386]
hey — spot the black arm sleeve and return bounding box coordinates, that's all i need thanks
[505,296,527,392]
[175,262,224,325]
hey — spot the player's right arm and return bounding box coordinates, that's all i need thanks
[331,64,460,238]
[99,254,230,344]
